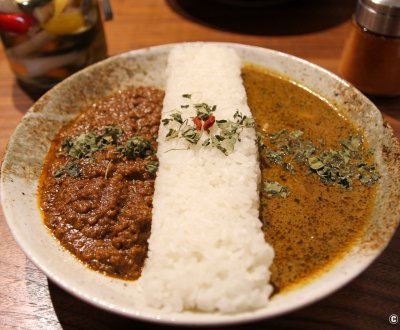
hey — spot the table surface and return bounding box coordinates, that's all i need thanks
[1,1,399,329]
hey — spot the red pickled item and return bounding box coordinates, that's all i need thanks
[203,115,215,131]
[193,116,203,131]
[0,14,35,34]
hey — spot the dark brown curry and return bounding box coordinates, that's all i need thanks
[39,68,377,292]
[39,87,163,280]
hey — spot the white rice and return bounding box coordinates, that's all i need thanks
[138,43,274,313]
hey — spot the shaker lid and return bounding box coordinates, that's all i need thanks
[356,0,400,37]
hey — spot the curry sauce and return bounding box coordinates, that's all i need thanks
[242,65,376,292]
[39,87,163,280]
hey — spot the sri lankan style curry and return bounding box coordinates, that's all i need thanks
[39,66,378,293]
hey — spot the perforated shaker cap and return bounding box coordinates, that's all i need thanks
[356,0,400,37]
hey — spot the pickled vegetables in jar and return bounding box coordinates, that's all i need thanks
[0,0,108,98]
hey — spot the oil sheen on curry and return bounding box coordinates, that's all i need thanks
[39,66,378,292]
[39,87,163,280]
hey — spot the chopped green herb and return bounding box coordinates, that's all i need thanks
[283,162,295,173]
[357,163,380,186]
[161,95,255,155]
[162,118,172,126]
[181,126,201,145]
[61,132,98,159]
[194,102,216,120]
[308,157,324,170]
[54,162,80,178]
[202,138,211,147]
[165,128,178,140]
[264,180,290,198]
[56,125,158,179]
[290,130,303,139]
[145,160,159,175]
[61,125,122,159]
[118,136,153,160]
[269,129,287,140]
[257,129,380,190]
[171,112,184,124]
[102,125,123,143]
[341,135,363,152]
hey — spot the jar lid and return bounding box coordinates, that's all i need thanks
[356,0,400,37]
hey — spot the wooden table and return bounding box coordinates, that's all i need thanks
[1,1,399,329]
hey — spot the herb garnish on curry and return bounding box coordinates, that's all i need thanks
[39,67,379,292]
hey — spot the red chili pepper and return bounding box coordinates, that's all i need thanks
[0,14,35,34]
[193,116,202,131]
[203,115,215,131]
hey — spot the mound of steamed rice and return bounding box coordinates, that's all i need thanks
[138,43,274,313]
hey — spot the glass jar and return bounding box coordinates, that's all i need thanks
[339,0,400,97]
[0,0,108,98]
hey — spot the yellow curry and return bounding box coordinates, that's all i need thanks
[243,65,377,292]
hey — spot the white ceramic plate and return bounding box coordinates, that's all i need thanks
[1,43,400,326]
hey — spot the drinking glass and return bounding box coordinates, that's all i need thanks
[0,0,108,97]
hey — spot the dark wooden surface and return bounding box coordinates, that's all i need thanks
[1,1,399,329]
